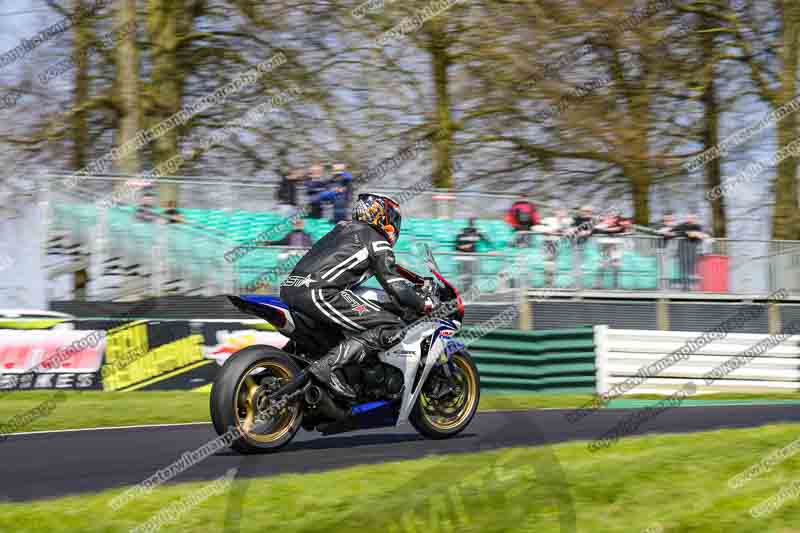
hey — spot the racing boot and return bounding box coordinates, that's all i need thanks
[309,337,368,401]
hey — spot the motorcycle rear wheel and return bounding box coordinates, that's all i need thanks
[210,345,304,454]
[409,350,480,439]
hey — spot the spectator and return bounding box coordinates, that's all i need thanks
[327,162,354,223]
[593,212,626,289]
[655,213,677,245]
[161,201,183,225]
[455,218,490,292]
[259,218,313,248]
[654,212,677,289]
[536,207,573,236]
[671,213,710,291]
[593,212,625,235]
[565,205,596,289]
[277,168,303,216]
[306,163,327,219]
[506,193,541,246]
[570,205,595,246]
[535,208,574,275]
[135,190,158,222]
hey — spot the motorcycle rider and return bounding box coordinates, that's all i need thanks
[280,193,432,400]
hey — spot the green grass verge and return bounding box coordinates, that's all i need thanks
[2,423,800,532]
[3,390,800,433]
[623,392,800,401]
[0,391,598,433]
[0,391,210,432]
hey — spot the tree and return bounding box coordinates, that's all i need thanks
[462,0,703,224]
[724,0,800,239]
[115,0,141,175]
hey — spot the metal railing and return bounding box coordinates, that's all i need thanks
[34,174,800,301]
[223,236,786,300]
[401,234,800,298]
[502,233,796,296]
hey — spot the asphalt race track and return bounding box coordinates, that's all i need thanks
[2,404,799,502]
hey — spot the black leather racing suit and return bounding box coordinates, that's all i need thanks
[279,220,427,398]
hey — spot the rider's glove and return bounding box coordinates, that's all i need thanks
[424,297,434,314]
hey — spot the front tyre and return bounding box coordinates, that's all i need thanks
[410,350,480,439]
[210,345,303,454]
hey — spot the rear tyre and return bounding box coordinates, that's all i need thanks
[210,345,303,454]
[410,350,480,439]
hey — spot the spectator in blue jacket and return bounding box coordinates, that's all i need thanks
[316,162,354,223]
[330,163,353,222]
[305,163,327,219]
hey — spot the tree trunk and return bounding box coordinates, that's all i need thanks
[115,0,140,175]
[630,174,651,225]
[702,17,726,238]
[773,0,800,240]
[627,116,652,225]
[72,0,91,298]
[71,0,90,171]
[147,0,184,207]
[428,21,454,189]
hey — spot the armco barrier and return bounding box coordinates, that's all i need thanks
[595,326,800,395]
[5,316,596,393]
[456,327,596,394]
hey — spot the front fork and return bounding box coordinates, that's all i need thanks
[424,349,461,400]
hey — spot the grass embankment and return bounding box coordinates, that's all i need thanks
[2,391,800,433]
[2,423,800,532]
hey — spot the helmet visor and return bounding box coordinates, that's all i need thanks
[354,193,402,243]
[384,197,402,242]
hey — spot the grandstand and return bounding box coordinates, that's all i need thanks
[48,199,671,300]
[22,172,796,306]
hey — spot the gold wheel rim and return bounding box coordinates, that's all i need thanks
[420,353,478,431]
[234,361,300,443]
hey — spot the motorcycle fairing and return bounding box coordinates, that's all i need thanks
[379,318,459,424]
[229,295,297,335]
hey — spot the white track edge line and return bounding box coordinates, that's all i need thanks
[3,421,210,437]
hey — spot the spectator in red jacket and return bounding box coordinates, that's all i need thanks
[506,194,541,247]
[506,193,541,231]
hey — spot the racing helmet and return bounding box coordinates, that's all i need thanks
[353,193,402,244]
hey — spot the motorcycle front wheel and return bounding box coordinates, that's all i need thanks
[210,345,304,454]
[409,350,481,439]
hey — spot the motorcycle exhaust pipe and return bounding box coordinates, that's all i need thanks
[267,369,309,400]
[314,388,350,421]
[304,384,322,406]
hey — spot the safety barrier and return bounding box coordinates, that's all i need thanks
[594,326,800,396]
[456,327,596,394]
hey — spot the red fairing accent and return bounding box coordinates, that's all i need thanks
[430,269,465,321]
[271,308,288,329]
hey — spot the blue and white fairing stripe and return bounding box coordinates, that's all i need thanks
[238,294,296,334]
[239,295,289,309]
[429,318,461,362]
